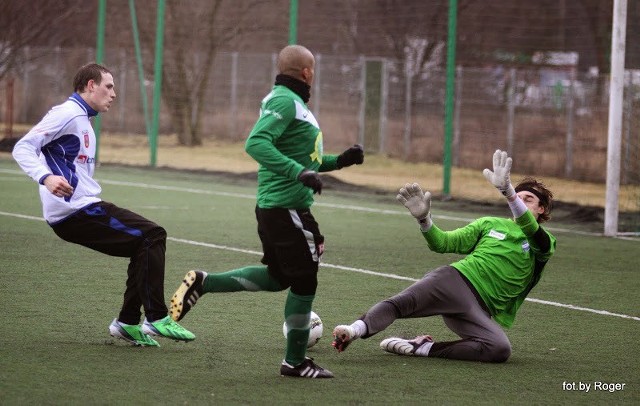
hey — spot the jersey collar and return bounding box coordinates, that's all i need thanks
[70,93,99,117]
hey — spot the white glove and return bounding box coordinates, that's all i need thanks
[482,149,515,198]
[396,183,432,228]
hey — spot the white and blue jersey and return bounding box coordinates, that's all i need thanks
[12,93,102,224]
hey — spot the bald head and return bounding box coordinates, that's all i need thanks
[277,45,315,84]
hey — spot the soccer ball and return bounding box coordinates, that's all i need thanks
[282,311,323,348]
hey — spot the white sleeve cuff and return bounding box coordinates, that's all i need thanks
[508,196,528,218]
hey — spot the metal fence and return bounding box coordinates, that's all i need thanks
[2,46,639,185]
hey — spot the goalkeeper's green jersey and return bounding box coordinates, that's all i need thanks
[245,84,339,209]
[422,211,556,328]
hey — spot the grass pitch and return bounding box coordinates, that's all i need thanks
[0,159,638,405]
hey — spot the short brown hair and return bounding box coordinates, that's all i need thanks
[73,63,112,93]
[515,177,553,223]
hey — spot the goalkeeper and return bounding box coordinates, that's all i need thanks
[332,149,555,362]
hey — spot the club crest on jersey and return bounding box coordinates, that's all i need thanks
[83,131,90,148]
[521,241,530,252]
[309,131,323,163]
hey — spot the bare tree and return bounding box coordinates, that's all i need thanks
[135,0,278,146]
[0,1,94,146]
[0,1,93,82]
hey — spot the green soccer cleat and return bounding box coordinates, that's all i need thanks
[109,318,159,347]
[141,316,196,342]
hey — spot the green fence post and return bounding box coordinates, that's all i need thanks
[442,0,457,198]
[129,0,152,141]
[289,0,298,45]
[150,0,166,167]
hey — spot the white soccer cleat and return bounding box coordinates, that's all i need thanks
[379,335,433,356]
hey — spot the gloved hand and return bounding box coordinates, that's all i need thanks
[298,169,323,194]
[396,183,432,228]
[483,149,516,198]
[336,144,364,169]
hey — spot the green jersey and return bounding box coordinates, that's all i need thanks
[245,84,339,209]
[422,211,556,328]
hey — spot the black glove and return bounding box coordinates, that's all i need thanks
[298,169,323,194]
[336,144,364,169]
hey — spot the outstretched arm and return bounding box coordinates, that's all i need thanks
[484,149,553,253]
[396,183,432,231]
[483,149,529,218]
[319,144,364,172]
[483,149,516,200]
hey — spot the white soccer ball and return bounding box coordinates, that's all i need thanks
[282,311,323,348]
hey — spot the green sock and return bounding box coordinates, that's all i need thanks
[283,291,314,366]
[202,265,283,293]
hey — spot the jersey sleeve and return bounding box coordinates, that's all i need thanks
[245,95,306,179]
[12,109,65,184]
[318,154,339,172]
[421,219,484,254]
[514,211,556,261]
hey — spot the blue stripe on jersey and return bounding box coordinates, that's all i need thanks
[41,134,80,202]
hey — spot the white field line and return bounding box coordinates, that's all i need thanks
[85,176,611,236]
[97,179,605,236]
[0,209,638,322]
[0,169,604,236]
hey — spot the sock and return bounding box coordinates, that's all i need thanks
[283,291,314,366]
[414,341,434,357]
[203,265,283,293]
[350,320,367,338]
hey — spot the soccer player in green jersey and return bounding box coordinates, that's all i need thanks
[332,149,555,362]
[169,45,364,378]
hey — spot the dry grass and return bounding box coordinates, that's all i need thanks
[1,131,636,210]
[92,133,639,211]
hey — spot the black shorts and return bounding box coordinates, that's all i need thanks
[255,206,324,282]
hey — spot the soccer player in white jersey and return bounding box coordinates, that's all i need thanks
[332,150,556,362]
[12,63,195,346]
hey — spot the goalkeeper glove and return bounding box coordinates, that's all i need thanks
[396,183,432,229]
[482,149,516,198]
[298,169,323,194]
[336,144,364,169]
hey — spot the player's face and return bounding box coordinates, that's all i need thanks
[87,72,116,113]
[517,190,544,219]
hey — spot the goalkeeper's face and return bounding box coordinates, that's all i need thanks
[517,190,544,220]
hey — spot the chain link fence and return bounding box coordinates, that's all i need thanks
[2,46,639,188]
